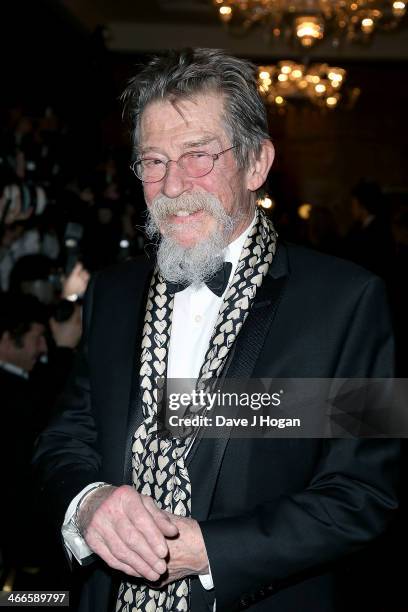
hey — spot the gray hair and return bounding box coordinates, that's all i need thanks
[121,48,270,169]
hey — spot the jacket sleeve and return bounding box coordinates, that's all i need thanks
[199,276,400,610]
[32,273,103,531]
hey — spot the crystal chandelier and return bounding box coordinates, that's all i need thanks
[257,61,360,109]
[213,0,407,47]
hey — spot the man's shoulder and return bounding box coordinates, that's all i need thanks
[82,257,154,331]
[0,368,30,411]
[282,241,381,290]
[92,255,154,294]
[0,367,26,386]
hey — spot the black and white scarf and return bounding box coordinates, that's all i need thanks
[116,209,277,611]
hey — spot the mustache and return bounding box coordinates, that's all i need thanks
[144,192,237,246]
[150,193,224,221]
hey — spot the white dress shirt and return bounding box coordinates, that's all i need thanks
[62,215,256,597]
[167,216,255,381]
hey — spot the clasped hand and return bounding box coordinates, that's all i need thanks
[78,485,209,584]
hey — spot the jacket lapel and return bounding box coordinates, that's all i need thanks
[188,243,289,521]
[94,260,153,485]
[121,266,155,485]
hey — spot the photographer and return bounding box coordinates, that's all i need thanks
[7,255,89,431]
[0,175,53,291]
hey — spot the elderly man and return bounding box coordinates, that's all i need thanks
[34,49,398,612]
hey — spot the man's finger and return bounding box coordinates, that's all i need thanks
[86,525,164,582]
[115,516,168,574]
[88,537,161,580]
[140,495,179,538]
[123,496,175,557]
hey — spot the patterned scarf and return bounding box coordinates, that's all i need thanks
[116,209,277,611]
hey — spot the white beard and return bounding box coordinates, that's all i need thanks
[145,193,240,286]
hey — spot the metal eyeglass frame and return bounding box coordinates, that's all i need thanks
[130,145,236,183]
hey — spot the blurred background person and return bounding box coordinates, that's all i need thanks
[306,204,342,257]
[0,257,88,591]
[344,178,394,279]
[0,294,48,577]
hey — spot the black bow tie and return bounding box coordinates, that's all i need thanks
[167,261,232,297]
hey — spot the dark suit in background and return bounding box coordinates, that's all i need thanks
[0,367,38,567]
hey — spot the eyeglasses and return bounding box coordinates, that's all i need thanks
[130,146,236,183]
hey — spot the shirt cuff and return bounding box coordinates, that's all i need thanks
[61,481,109,564]
[199,564,214,590]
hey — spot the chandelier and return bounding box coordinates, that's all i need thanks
[257,61,360,108]
[213,0,407,47]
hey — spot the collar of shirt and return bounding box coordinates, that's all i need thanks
[0,361,29,380]
[225,214,257,283]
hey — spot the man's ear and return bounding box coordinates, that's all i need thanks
[246,140,275,192]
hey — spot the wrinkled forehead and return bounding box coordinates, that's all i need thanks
[138,92,229,148]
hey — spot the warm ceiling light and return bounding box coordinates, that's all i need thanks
[257,195,275,209]
[295,16,324,46]
[328,69,345,82]
[392,0,406,15]
[281,64,293,74]
[219,5,232,21]
[361,17,375,31]
[213,0,406,46]
[326,96,339,107]
[257,62,359,110]
[298,204,312,220]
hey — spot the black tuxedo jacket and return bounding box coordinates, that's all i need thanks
[0,368,44,565]
[33,242,399,612]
